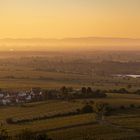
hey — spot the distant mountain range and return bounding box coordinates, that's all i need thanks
[0,37,140,51]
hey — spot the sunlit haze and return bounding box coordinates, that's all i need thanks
[0,0,140,51]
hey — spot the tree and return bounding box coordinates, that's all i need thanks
[118,88,128,94]
[60,86,67,94]
[36,133,51,140]
[81,87,87,94]
[15,129,34,140]
[15,129,51,140]
[87,87,92,94]
[94,102,108,121]
[60,86,69,100]
[81,104,93,113]
[0,124,9,140]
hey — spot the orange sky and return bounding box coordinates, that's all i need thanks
[0,0,140,39]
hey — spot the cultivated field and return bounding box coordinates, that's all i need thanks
[0,51,140,139]
[0,93,139,139]
[1,51,140,90]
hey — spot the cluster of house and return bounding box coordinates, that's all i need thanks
[0,88,43,105]
[0,87,106,105]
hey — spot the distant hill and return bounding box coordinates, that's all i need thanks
[0,37,140,51]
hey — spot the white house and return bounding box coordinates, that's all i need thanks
[2,99,11,105]
[0,94,4,98]
[18,92,27,97]
[26,95,32,101]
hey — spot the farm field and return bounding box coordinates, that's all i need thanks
[0,52,140,139]
[0,93,139,139]
[0,51,140,90]
[0,93,140,122]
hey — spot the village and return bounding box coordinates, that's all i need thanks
[0,88,44,105]
[0,87,107,106]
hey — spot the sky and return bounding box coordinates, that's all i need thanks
[0,0,140,39]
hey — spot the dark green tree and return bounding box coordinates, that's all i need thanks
[81,104,93,113]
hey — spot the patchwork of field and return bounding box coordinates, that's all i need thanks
[0,51,140,139]
[0,51,140,89]
[0,93,139,139]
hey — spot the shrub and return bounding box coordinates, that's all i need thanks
[36,133,51,140]
[15,130,52,140]
[130,104,135,108]
[6,118,14,124]
[81,104,93,113]
[0,126,9,140]
[120,105,125,110]
[15,129,35,140]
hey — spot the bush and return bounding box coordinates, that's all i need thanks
[130,104,135,108]
[6,118,14,124]
[36,133,51,140]
[120,105,125,110]
[105,106,114,115]
[15,129,35,140]
[118,88,129,94]
[16,130,52,140]
[0,126,9,140]
[134,89,140,95]
[81,104,93,113]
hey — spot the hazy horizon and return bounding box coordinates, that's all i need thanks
[1,0,140,51]
[0,36,140,51]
